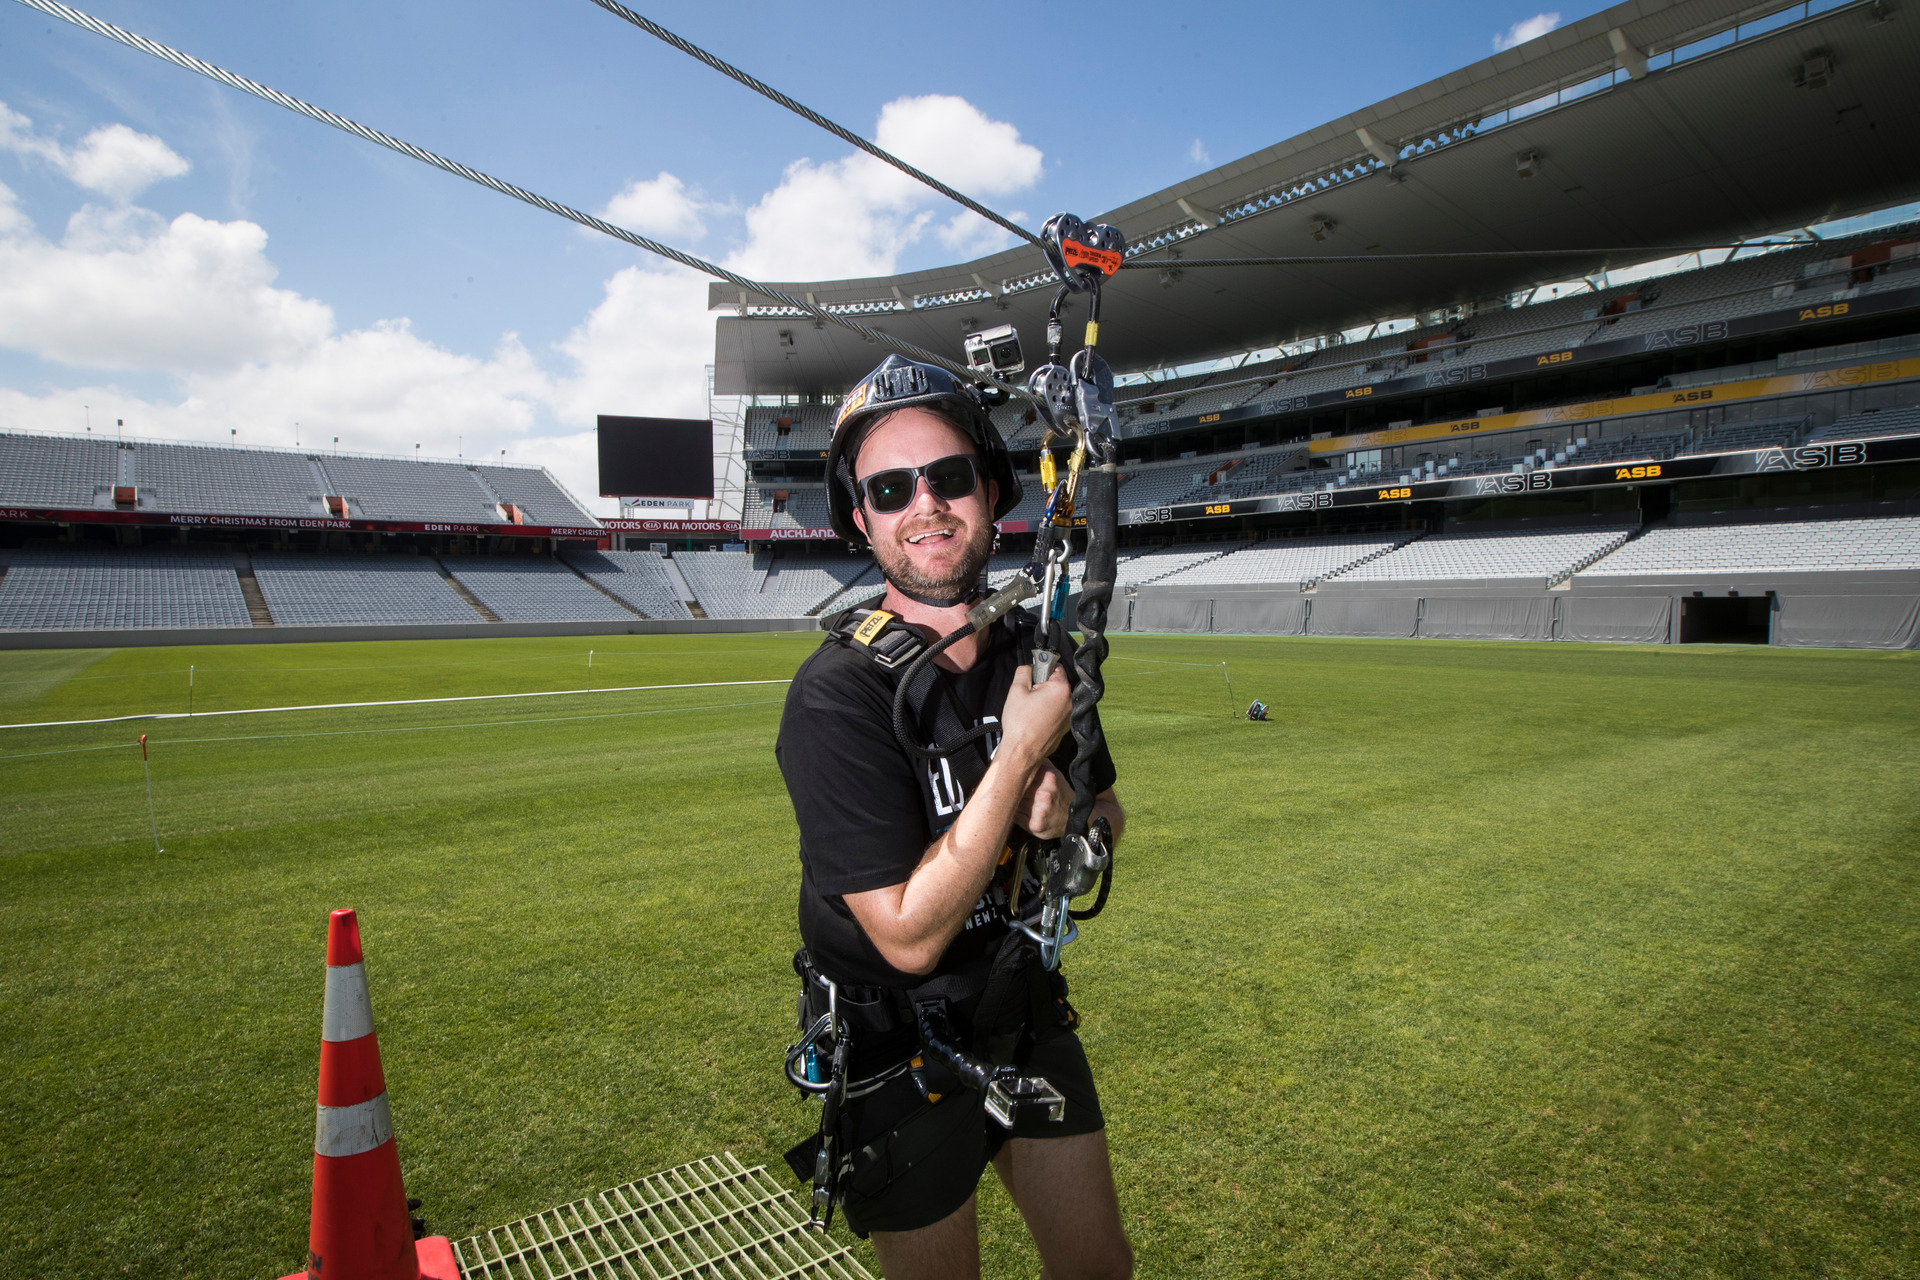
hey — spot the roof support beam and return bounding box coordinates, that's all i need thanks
[1355,126,1400,169]
[1608,28,1648,80]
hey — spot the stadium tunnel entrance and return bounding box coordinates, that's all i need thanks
[1678,592,1775,644]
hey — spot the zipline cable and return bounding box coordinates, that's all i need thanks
[582,0,1042,250]
[9,0,1038,403]
[1117,244,1799,269]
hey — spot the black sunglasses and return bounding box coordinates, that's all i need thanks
[857,453,980,514]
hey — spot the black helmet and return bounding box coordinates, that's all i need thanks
[826,354,1023,546]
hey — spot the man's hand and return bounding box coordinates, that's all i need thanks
[1002,662,1072,770]
[844,662,1072,977]
[1018,763,1070,840]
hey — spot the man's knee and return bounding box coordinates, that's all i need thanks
[1089,1235,1135,1280]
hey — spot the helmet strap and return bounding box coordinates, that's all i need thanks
[886,579,980,609]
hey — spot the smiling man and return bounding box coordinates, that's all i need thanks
[775,355,1130,1279]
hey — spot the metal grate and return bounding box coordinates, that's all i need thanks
[453,1153,873,1280]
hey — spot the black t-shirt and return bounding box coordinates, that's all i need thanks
[776,612,1117,990]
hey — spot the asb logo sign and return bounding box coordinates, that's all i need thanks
[1473,472,1553,495]
[1755,441,1867,472]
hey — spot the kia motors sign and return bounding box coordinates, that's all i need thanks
[601,518,740,534]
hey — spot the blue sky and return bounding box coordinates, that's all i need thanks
[0,0,1606,510]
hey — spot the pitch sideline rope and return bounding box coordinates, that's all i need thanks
[583,0,1041,249]
[0,696,788,760]
[9,0,1035,403]
[0,677,792,732]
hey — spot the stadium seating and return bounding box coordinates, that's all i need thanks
[0,435,589,524]
[562,550,694,619]
[132,442,322,516]
[1807,407,1920,443]
[1683,417,1810,454]
[745,406,834,453]
[673,549,869,618]
[443,558,642,622]
[0,434,119,508]
[1117,463,1209,511]
[314,456,504,523]
[1580,517,1920,576]
[1154,535,1409,587]
[979,542,1247,596]
[1332,526,1636,585]
[474,466,596,526]
[0,548,251,630]
[742,484,833,529]
[1111,543,1249,589]
[251,554,482,626]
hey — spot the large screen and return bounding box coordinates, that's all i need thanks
[596,415,714,499]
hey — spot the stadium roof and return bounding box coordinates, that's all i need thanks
[712,0,1920,396]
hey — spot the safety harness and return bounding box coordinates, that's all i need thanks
[786,212,1126,1231]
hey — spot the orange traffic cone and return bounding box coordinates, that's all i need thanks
[281,909,457,1280]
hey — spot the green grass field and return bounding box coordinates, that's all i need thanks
[2,631,1916,1278]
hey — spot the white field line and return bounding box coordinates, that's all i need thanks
[0,678,793,731]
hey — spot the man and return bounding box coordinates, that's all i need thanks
[776,355,1132,1280]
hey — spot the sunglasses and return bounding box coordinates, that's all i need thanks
[857,453,980,514]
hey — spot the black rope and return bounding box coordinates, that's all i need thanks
[12,0,1042,406]
[583,0,1042,250]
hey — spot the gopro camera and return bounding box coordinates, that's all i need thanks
[964,324,1025,377]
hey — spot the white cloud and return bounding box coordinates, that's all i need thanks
[727,93,1042,281]
[600,171,708,242]
[1493,12,1562,51]
[1189,138,1211,165]
[0,199,333,373]
[551,263,714,425]
[0,103,189,201]
[873,95,1042,198]
[0,93,1045,513]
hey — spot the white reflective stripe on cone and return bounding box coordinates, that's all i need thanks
[322,962,375,1043]
[316,1091,395,1158]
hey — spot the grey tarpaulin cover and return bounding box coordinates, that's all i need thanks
[1210,594,1308,635]
[1419,596,1554,641]
[1130,592,1213,634]
[1773,594,1920,648]
[1562,596,1672,643]
[1308,595,1419,638]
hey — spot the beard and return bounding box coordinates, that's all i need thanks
[873,511,994,602]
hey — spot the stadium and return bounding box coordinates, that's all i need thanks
[3,0,1917,1277]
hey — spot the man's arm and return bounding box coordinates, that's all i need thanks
[845,663,1071,975]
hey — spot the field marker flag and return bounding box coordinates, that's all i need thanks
[138,734,163,853]
[280,909,457,1280]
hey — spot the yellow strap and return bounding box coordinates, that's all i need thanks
[851,609,893,646]
[1084,320,1099,347]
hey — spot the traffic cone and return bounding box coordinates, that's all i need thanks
[280,909,457,1280]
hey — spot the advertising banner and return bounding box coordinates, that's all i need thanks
[737,526,838,541]
[1123,433,1920,526]
[601,518,740,534]
[0,506,609,539]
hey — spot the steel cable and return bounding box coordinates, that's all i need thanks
[582,0,1043,249]
[1118,244,1791,269]
[10,0,1037,403]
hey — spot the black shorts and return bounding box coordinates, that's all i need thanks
[838,1029,1105,1238]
